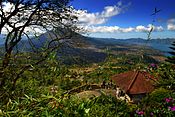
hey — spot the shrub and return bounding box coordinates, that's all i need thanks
[137,88,175,117]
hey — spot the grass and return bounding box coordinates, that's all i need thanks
[0,53,175,116]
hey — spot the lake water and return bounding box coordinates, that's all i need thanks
[147,43,172,56]
[131,42,172,56]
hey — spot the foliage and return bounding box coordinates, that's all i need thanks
[135,88,175,117]
[154,63,175,90]
[0,0,77,67]
[142,88,173,107]
[167,41,175,64]
[0,93,131,117]
[0,0,79,98]
[0,46,175,116]
[0,1,174,116]
[86,94,130,117]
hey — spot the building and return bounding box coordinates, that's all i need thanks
[111,70,157,103]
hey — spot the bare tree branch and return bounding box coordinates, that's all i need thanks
[0,0,80,91]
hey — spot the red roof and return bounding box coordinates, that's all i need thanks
[111,70,156,94]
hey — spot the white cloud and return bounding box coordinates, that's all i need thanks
[77,10,106,25]
[156,26,164,31]
[167,24,175,30]
[76,1,126,25]
[75,1,164,34]
[85,24,163,33]
[1,25,47,36]
[101,6,121,18]
[1,2,51,35]
[121,27,135,32]
[2,2,14,13]
[167,19,175,31]
[136,25,148,32]
[135,24,163,32]
[85,26,120,33]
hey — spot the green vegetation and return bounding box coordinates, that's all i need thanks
[167,41,175,64]
[0,52,174,116]
[0,1,175,116]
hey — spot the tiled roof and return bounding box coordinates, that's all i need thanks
[111,70,156,94]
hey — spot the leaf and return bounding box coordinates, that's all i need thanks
[85,108,90,114]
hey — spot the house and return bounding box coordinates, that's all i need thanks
[111,70,156,103]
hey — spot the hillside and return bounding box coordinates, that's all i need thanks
[1,32,171,64]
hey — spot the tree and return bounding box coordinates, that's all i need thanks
[0,0,79,96]
[166,41,175,64]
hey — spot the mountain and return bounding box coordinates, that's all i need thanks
[117,38,175,56]
[0,31,174,64]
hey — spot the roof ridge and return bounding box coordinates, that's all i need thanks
[126,71,139,93]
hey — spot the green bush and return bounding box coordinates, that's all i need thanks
[1,94,131,117]
[136,88,175,117]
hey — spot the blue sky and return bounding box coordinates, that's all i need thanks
[71,0,175,39]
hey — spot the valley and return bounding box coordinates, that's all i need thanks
[1,0,175,116]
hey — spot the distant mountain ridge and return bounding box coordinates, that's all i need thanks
[1,33,174,51]
[0,32,174,64]
[86,37,175,56]
[88,37,175,45]
[120,38,175,56]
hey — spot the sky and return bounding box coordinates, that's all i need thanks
[71,0,175,39]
